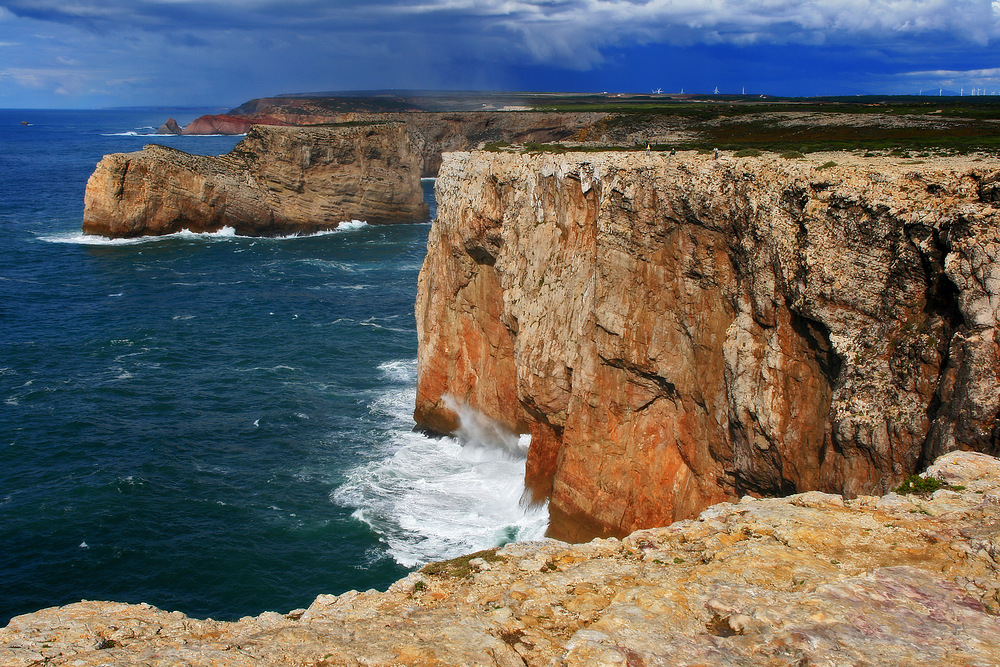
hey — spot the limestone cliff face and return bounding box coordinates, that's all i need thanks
[82,123,428,238]
[3,451,1000,666]
[415,150,1000,540]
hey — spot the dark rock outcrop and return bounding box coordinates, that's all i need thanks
[155,118,182,135]
[83,123,428,238]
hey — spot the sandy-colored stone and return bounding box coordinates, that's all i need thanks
[83,123,428,238]
[3,451,1000,665]
[415,149,1000,539]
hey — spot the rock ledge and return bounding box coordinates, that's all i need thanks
[2,451,999,666]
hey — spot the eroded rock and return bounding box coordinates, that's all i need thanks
[415,150,1000,539]
[82,122,429,238]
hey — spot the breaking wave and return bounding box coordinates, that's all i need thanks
[37,220,369,246]
[332,362,549,567]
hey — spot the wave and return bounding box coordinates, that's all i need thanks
[334,383,548,568]
[37,220,370,246]
[100,131,247,138]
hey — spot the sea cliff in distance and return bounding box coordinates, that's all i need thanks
[83,123,428,238]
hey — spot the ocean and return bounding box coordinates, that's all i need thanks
[0,109,547,625]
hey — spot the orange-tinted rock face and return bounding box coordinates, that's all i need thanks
[180,114,290,135]
[83,123,428,238]
[415,151,1000,540]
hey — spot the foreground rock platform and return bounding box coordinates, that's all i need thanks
[416,148,1000,540]
[82,123,428,238]
[2,451,999,665]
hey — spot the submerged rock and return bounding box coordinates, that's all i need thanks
[2,451,999,665]
[82,122,429,238]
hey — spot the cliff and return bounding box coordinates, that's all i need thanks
[179,114,291,135]
[2,451,999,665]
[82,123,428,238]
[178,110,607,176]
[415,149,1000,540]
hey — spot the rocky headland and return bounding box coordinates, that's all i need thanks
[415,149,1000,541]
[2,450,999,665]
[173,109,607,176]
[82,122,428,238]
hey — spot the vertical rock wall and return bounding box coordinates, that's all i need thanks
[415,150,1000,540]
[83,123,428,238]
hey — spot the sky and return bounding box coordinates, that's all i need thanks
[1,1,999,108]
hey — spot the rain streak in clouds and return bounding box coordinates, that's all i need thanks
[1,2,999,110]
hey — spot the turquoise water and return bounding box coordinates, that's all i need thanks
[0,110,546,624]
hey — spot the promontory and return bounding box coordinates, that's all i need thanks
[82,122,428,238]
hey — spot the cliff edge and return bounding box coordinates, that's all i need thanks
[415,149,1000,540]
[82,123,428,238]
[2,451,999,665]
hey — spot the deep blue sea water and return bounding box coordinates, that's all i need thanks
[0,109,546,625]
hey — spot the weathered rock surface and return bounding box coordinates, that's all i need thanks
[3,451,1000,666]
[416,149,1000,539]
[82,123,429,238]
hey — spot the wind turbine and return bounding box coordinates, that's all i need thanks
[652,88,663,94]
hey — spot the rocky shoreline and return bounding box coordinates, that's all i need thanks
[2,450,998,665]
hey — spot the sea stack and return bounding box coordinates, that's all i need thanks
[82,123,429,237]
[415,149,1000,540]
[155,118,182,135]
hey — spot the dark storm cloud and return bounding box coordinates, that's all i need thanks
[0,1,998,106]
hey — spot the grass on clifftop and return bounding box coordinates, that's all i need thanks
[421,548,506,579]
[894,475,966,496]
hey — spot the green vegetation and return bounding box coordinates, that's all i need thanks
[894,474,966,496]
[420,548,506,579]
[483,141,512,152]
[817,161,838,169]
[522,142,569,154]
[733,148,764,157]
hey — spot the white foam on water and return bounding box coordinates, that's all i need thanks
[37,220,367,246]
[334,377,549,568]
[335,220,369,231]
[99,131,246,137]
[378,359,417,385]
[38,227,240,245]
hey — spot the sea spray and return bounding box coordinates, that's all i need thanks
[333,375,549,568]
